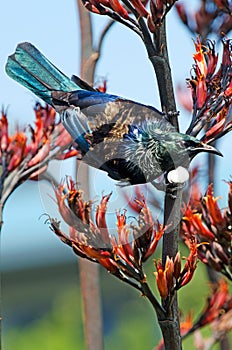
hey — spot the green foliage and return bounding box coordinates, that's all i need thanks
[4,281,159,350]
[4,290,84,350]
[104,297,160,350]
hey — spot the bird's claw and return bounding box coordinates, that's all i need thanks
[166,110,180,121]
[166,182,185,199]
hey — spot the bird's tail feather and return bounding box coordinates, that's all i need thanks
[5,42,78,105]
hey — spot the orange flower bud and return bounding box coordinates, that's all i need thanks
[55,149,79,160]
[108,0,130,19]
[99,258,118,273]
[204,184,223,226]
[193,41,207,78]
[130,0,149,17]
[7,132,27,171]
[96,193,112,244]
[28,140,50,167]
[0,112,9,152]
[165,256,174,291]
[154,260,169,299]
[173,252,181,279]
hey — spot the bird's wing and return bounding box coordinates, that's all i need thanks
[62,90,165,139]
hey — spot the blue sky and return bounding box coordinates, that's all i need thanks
[1,0,231,270]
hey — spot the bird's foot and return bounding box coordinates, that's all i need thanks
[166,110,180,124]
[151,179,185,199]
[166,182,185,199]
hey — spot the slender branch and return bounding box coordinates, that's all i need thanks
[106,12,143,37]
[38,170,62,189]
[158,304,182,350]
[110,270,143,292]
[138,16,157,56]
[97,20,115,53]
[122,0,156,55]
[140,279,166,319]
[78,1,115,84]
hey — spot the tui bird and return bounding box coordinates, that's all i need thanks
[5,42,222,185]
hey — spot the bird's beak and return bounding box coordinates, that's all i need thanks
[198,142,223,157]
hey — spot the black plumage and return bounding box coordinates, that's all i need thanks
[5,42,222,185]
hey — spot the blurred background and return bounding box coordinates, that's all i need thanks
[1,0,231,349]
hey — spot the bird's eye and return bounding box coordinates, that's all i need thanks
[184,140,196,149]
[177,140,186,149]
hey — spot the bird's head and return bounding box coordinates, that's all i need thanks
[184,138,223,159]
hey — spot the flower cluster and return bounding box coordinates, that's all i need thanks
[176,0,232,38]
[49,177,165,287]
[48,177,203,299]
[0,103,78,204]
[154,234,198,299]
[81,0,178,35]
[186,38,232,142]
[81,0,232,38]
[182,183,232,280]
[190,279,232,333]
[182,279,232,344]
